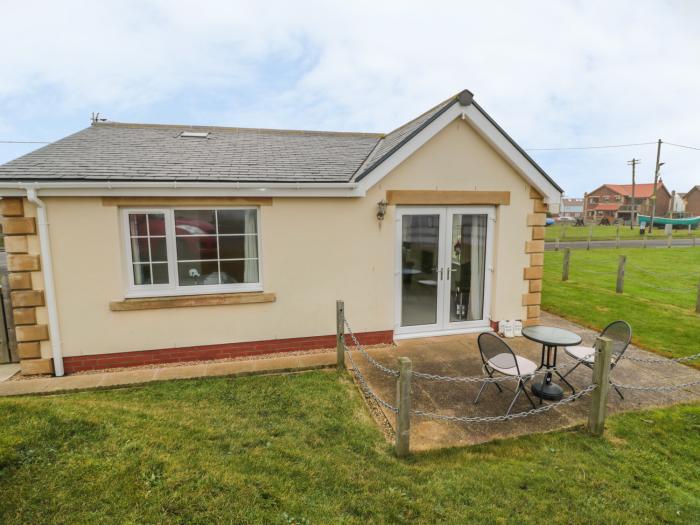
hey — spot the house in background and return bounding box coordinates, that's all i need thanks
[685,186,700,217]
[670,190,687,216]
[583,181,671,222]
[560,197,583,218]
[0,90,562,376]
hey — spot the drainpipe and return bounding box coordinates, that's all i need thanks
[24,188,64,376]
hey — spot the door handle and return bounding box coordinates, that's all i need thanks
[438,268,443,280]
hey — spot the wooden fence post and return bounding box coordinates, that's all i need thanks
[696,277,700,314]
[642,233,647,249]
[562,248,570,281]
[555,237,560,251]
[616,255,626,294]
[562,223,567,240]
[588,336,613,436]
[667,232,672,248]
[693,235,696,248]
[336,300,345,370]
[587,225,592,250]
[395,357,412,457]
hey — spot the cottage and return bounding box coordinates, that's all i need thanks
[684,186,700,217]
[583,181,671,223]
[0,90,562,376]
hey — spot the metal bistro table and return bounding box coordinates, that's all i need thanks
[521,325,582,402]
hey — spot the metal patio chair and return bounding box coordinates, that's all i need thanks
[474,332,537,416]
[561,320,632,399]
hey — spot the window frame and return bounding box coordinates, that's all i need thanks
[121,206,263,298]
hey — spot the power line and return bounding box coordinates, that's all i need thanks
[664,141,700,151]
[0,140,51,144]
[525,142,657,151]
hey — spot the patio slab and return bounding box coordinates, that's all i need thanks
[351,311,700,451]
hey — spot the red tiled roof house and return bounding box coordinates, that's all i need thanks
[583,181,671,222]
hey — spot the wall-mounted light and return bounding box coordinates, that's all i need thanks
[377,199,388,221]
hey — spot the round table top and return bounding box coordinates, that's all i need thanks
[521,325,582,346]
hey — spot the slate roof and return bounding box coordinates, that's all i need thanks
[0,90,560,192]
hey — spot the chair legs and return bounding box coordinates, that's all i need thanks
[473,367,503,405]
[613,383,624,400]
[506,379,536,416]
[564,356,625,401]
[474,373,536,416]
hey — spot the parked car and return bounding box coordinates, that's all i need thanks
[557,216,576,223]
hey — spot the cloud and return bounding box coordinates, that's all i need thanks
[1,0,699,195]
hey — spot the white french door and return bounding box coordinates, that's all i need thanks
[394,206,494,338]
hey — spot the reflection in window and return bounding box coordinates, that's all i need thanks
[175,209,259,287]
[127,213,169,285]
[125,208,261,293]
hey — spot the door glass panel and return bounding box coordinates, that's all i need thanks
[401,214,440,327]
[449,214,487,322]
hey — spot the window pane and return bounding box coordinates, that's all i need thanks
[128,214,148,236]
[217,209,256,234]
[177,261,220,286]
[174,210,216,236]
[176,236,218,260]
[133,263,151,285]
[152,263,169,285]
[219,236,257,259]
[130,238,150,263]
[220,259,259,284]
[147,214,166,236]
[149,238,168,262]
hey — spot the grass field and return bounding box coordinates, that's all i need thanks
[543,247,700,361]
[0,372,699,524]
[545,223,698,242]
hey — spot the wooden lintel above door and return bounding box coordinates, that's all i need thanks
[385,190,510,206]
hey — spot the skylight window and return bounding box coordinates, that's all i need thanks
[179,131,210,138]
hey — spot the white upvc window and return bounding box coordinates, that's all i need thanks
[121,207,262,298]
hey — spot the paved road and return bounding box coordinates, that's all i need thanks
[546,238,698,250]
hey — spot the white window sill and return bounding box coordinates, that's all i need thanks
[123,285,263,300]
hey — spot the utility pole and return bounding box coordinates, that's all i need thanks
[627,158,641,228]
[649,139,662,232]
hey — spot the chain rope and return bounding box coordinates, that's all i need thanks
[344,345,398,413]
[343,319,399,377]
[620,351,700,364]
[411,384,597,423]
[611,378,700,392]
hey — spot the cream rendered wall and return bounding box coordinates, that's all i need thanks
[42,117,532,358]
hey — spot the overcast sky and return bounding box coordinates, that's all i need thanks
[1,0,699,196]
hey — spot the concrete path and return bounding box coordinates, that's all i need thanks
[0,351,335,396]
[546,238,698,250]
[351,311,700,451]
[0,363,20,382]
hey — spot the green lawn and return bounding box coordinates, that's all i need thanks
[545,223,698,242]
[1,372,699,524]
[543,247,700,361]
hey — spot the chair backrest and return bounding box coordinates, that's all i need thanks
[600,320,632,365]
[477,332,523,376]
